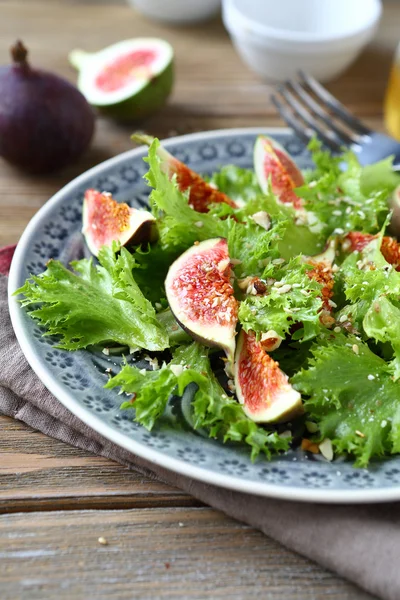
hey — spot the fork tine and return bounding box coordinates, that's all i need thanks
[277,86,342,152]
[270,94,312,145]
[287,80,359,146]
[298,71,371,137]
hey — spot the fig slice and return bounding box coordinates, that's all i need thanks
[234,330,303,423]
[254,135,304,209]
[82,189,157,257]
[165,238,238,363]
[132,133,238,213]
[343,231,400,271]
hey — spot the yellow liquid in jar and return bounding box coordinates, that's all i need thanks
[385,61,400,140]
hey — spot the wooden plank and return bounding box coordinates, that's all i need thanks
[0,507,375,600]
[0,416,200,513]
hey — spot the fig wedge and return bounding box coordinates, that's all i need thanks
[234,330,303,423]
[82,189,157,257]
[133,133,237,213]
[254,135,304,209]
[343,231,400,271]
[165,238,238,363]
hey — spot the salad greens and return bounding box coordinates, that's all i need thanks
[16,135,400,466]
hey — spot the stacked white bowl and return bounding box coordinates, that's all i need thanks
[222,0,382,82]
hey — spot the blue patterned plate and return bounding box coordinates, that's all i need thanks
[8,128,400,503]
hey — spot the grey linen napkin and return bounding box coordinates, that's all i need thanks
[1,272,399,600]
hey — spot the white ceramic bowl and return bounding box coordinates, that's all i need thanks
[128,0,221,25]
[222,0,382,82]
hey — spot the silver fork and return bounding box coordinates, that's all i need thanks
[271,71,400,168]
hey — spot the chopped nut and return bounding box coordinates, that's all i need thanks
[260,330,282,351]
[253,279,267,294]
[251,211,271,231]
[319,438,334,461]
[194,221,204,228]
[352,344,359,355]
[217,258,230,273]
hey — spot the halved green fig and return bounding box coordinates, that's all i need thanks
[254,135,304,209]
[165,238,238,362]
[82,189,157,257]
[343,231,400,271]
[133,133,238,213]
[234,330,303,423]
[69,39,174,121]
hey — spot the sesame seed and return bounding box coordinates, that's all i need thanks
[367,374,375,380]
[332,210,342,216]
[381,420,388,428]
[334,326,341,333]
[276,284,292,294]
[339,314,348,322]
[194,221,204,228]
[272,258,285,265]
[352,344,359,355]
[355,430,365,438]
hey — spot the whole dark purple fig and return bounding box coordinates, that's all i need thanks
[0,41,95,173]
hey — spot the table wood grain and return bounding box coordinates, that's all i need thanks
[1,0,398,597]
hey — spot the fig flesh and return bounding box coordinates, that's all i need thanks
[70,39,174,121]
[234,330,303,423]
[343,231,400,271]
[133,133,238,213]
[0,41,94,173]
[165,238,238,363]
[82,189,157,257]
[254,135,304,209]
[304,240,336,316]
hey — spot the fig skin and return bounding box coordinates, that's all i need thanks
[0,41,95,173]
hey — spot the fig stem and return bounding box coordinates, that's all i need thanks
[11,40,28,65]
[69,49,90,71]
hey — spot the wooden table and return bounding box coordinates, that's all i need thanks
[1,1,398,597]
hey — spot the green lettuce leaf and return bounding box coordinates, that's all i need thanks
[15,245,169,352]
[108,342,290,460]
[360,155,400,196]
[208,165,261,203]
[238,257,323,342]
[297,140,389,237]
[338,234,400,378]
[292,332,400,467]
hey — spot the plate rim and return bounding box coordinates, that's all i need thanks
[8,125,400,504]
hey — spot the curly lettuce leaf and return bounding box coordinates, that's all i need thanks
[238,258,323,342]
[15,246,169,352]
[145,138,288,279]
[298,140,389,237]
[108,342,290,460]
[339,234,400,378]
[208,165,261,204]
[292,332,400,467]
